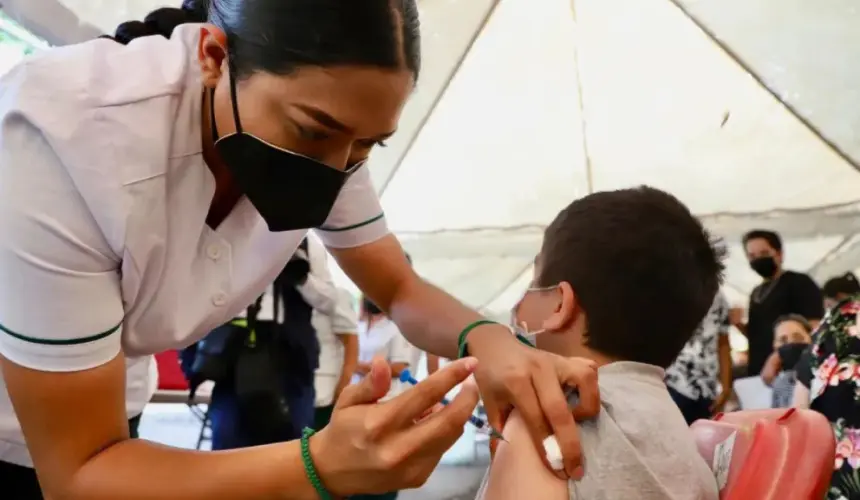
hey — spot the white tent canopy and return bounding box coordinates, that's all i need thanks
[4,0,859,321]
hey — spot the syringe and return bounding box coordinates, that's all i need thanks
[398,369,507,441]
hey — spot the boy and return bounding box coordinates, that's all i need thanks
[479,186,723,500]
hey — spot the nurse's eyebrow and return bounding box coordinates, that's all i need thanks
[293,104,354,133]
[293,104,396,140]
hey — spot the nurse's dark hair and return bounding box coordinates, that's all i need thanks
[107,0,421,79]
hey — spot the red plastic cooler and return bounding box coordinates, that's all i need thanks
[690,408,835,500]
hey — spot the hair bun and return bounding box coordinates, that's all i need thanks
[182,0,210,21]
[846,272,858,282]
[110,5,207,45]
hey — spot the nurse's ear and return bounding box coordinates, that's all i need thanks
[197,25,228,88]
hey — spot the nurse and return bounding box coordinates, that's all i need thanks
[0,0,599,498]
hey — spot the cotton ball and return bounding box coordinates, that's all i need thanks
[543,435,564,471]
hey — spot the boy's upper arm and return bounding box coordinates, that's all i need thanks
[483,411,569,500]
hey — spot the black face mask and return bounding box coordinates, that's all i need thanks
[750,256,778,278]
[777,342,808,370]
[210,72,362,232]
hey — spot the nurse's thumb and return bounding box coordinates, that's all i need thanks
[336,357,392,409]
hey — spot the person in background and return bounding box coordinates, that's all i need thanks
[822,272,860,311]
[794,294,860,500]
[762,315,811,408]
[313,287,360,431]
[665,290,733,424]
[426,354,440,375]
[354,297,417,402]
[730,230,824,376]
[209,241,322,449]
[351,295,417,500]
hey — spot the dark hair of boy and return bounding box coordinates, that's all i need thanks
[538,186,726,368]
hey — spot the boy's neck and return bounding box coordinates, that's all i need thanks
[561,344,618,368]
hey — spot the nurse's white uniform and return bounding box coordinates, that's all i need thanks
[0,25,388,467]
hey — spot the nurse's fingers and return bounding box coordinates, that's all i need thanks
[336,357,391,409]
[532,363,581,480]
[557,357,600,421]
[547,356,599,478]
[391,378,480,456]
[384,357,478,428]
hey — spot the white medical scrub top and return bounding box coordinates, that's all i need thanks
[313,287,359,408]
[353,318,416,401]
[0,25,388,467]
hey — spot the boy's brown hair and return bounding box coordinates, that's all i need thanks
[538,186,725,368]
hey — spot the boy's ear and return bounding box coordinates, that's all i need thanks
[542,281,578,332]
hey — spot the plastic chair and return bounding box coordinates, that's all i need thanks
[690,408,835,500]
[155,350,189,391]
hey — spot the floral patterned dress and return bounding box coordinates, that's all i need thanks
[797,296,860,500]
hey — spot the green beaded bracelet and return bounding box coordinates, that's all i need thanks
[457,319,499,358]
[301,427,332,500]
[457,320,537,358]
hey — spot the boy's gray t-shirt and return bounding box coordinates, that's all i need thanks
[477,362,719,500]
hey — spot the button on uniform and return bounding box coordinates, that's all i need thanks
[206,244,222,260]
[211,292,227,307]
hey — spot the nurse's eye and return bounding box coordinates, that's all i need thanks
[296,125,332,142]
[357,139,388,149]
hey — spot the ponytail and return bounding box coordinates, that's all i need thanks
[106,0,209,45]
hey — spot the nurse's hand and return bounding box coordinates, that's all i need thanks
[311,356,479,496]
[469,326,600,480]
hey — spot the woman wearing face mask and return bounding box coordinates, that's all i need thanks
[760,314,812,408]
[351,297,417,500]
[0,1,601,498]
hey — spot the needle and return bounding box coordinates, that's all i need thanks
[399,369,508,442]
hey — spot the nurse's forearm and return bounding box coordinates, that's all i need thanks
[67,438,318,500]
[388,278,486,359]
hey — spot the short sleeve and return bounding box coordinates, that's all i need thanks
[0,117,124,372]
[331,288,358,335]
[791,273,825,320]
[314,166,388,249]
